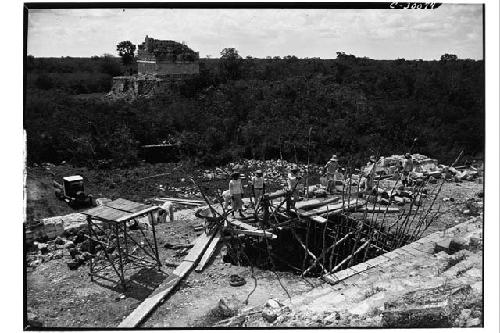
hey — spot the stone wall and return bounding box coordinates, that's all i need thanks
[138,60,199,76]
[109,75,181,98]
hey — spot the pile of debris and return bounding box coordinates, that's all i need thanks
[27,231,94,270]
[369,154,482,183]
[201,159,322,186]
[25,213,90,244]
[368,185,426,207]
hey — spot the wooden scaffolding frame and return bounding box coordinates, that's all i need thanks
[81,198,162,290]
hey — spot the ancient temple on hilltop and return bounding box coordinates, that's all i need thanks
[136,35,200,78]
[110,36,200,97]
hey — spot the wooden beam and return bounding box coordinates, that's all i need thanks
[195,233,222,272]
[233,229,277,239]
[156,197,205,204]
[329,240,370,274]
[153,199,202,207]
[298,199,361,217]
[357,205,399,213]
[226,219,277,239]
[118,228,218,327]
[295,196,340,210]
[118,275,180,327]
[116,206,160,222]
[302,231,354,276]
[266,190,288,200]
[290,228,328,275]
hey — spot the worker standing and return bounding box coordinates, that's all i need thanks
[229,172,245,218]
[402,153,414,188]
[251,170,266,208]
[363,155,378,192]
[287,166,302,202]
[325,155,339,194]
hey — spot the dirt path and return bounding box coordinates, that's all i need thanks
[142,245,320,327]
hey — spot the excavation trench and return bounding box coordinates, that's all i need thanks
[222,214,413,277]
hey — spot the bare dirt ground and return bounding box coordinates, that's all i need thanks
[24,163,484,328]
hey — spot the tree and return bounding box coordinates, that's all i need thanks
[440,53,458,62]
[220,48,242,81]
[116,41,136,65]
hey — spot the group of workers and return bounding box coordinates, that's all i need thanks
[222,153,415,215]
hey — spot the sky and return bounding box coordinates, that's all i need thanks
[27,5,483,60]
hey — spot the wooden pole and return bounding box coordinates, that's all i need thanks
[330,240,370,274]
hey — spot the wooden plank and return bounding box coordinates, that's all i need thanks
[118,228,218,328]
[227,219,258,231]
[306,215,328,224]
[227,219,277,238]
[172,261,195,278]
[266,190,287,200]
[358,205,399,213]
[153,199,202,207]
[116,206,160,222]
[299,199,360,217]
[295,196,340,210]
[157,197,205,204]
[234,229,277,239]
[183,231,218,262]
[118,275,180,328]
[195,233,222,272]
[82,205,129,222]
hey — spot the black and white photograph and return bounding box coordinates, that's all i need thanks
[14,0,499,330]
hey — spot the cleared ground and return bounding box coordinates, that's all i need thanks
[25,163,483,328]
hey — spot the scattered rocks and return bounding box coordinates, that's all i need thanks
[466,317,481,327]
[382,286,454,328]
[449,237,469,254]
[64,240,75,249]
[54,236,65,245]
[37,242,49,255]
[434,239,452,254]
[266,298,282,309]
[217,296,242,317]
[262,308,278,323]
[26,312,43,328]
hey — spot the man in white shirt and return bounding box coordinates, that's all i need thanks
[287,167,301,202]
[229,172,245,217]
[157,200,174,223]
[251,170,266,208]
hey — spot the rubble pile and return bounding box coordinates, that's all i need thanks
[200,159,322,186]
[25,213,90,244]
[27,232,94,270]
[370,154,482,183]
[367,185,427,207]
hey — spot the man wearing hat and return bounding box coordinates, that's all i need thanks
[402,153,414,187]
[325,154,339,194]
[251,170,266,208]
[287,166,302,202]
[229,172,245,217]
